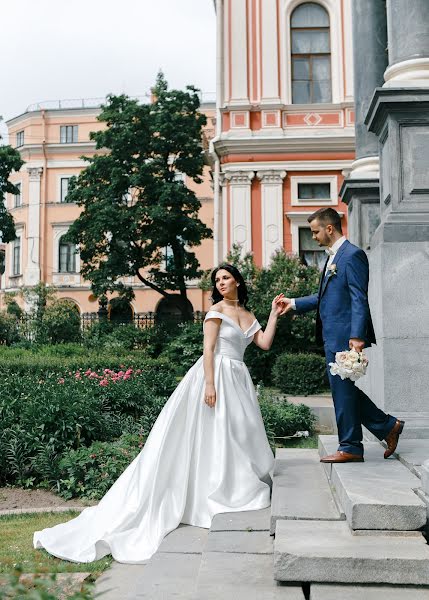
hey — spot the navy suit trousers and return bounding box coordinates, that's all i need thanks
[325,347,396,456]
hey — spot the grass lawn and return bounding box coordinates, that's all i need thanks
[0,512,112,576]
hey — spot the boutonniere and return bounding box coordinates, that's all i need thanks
[327,263,338,277]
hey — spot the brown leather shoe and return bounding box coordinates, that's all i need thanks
[320,451,364,463]
[384,419,405,459]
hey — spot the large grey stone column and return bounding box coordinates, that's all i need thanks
[384,0,429,87]
[359,0,429,441]
[340,0,387,249]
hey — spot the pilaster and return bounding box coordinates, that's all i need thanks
[257,170,286,266]
[25,167,42,286]
[224,171,254,256]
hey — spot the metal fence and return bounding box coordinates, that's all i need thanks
[16,311,207,338]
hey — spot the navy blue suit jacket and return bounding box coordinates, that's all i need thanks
[295,240,376,353]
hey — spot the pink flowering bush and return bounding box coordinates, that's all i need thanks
[0,358,175,489]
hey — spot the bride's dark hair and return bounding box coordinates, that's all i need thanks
[210,264,249,308]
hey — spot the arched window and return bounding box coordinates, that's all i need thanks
[291,2,331,104]
[58,235,76,273]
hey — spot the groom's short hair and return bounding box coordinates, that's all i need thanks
[308,208,343,233]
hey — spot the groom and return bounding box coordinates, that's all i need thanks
[279,208,404,463]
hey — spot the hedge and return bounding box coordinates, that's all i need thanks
[272,352,329,395]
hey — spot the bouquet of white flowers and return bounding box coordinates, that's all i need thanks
[329,349,369,382]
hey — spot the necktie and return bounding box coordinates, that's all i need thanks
[325,247,335,256]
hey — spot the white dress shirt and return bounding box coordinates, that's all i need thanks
[290,236,347,309]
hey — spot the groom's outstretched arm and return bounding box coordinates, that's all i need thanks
[346,249,370,341]
[294,294,318,314]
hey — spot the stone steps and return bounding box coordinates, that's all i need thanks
[95,525,208,600]
[193,509,306,600]
[319,435,426,530]
[274,520,429,586]
[270,449,344,534]
[310,583,429,599]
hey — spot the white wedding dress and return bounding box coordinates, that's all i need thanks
[33,310,274,564]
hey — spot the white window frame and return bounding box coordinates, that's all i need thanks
[56,174,74,203]
[52,225,80,274]
[16,130,24,147]
[280,0,344,105]
[286,210,344,254]
[10,229,23,277]
[60,177,70,203]
[290,175,338,206]
[13,181,23,208]
[60,125,78,144]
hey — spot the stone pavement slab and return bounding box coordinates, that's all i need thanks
[310,583,429,599]
[158,524,208,553]
[129,552,201,599]
[274,520,429,585]
[210,507,270,531]
[271,449,343,533]
[319,435,426,530]
[195,552,305,600]
[205,530,273,554]
[95,563,147,600]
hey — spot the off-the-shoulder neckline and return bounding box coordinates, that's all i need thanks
[205,310,257,335]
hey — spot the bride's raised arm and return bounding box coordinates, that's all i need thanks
[203,316,221,408]
[253,294,284,351]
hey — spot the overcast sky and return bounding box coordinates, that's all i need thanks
[0,0,216,142]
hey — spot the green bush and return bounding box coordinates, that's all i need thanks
[0,311,19,345]
[40,300,81,344]
[272,352,329,395]
[258,386,316,449]
[160,320,204,375]
[57,433,144,500]
[0,344,170,376]
[83,321,173,354]
[0,361,175,487]
[0,568,94,599]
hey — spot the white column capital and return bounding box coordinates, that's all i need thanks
[27,167,43,181]
[225,171,255,185]
[257,170,287,184]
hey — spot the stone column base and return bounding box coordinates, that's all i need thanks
[339,179,380,251]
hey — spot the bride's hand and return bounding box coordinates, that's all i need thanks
[204,384,216,408]
[271,293,284,316]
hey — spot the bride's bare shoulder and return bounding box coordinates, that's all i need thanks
[209,302,224,313]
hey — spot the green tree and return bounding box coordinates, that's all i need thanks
[0,120,24,242]
[66,72,212,320]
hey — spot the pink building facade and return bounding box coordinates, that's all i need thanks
[210,0,355,269]
[2,103,216,315]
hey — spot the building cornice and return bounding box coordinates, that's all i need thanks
[220,159,354,172]
[16,142,99,158]
[213,134,355,156]
[6,107,102,127]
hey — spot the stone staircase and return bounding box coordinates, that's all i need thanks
[96,434,429,598]
[273,435,429,596]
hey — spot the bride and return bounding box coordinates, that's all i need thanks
[34,264,284,564]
